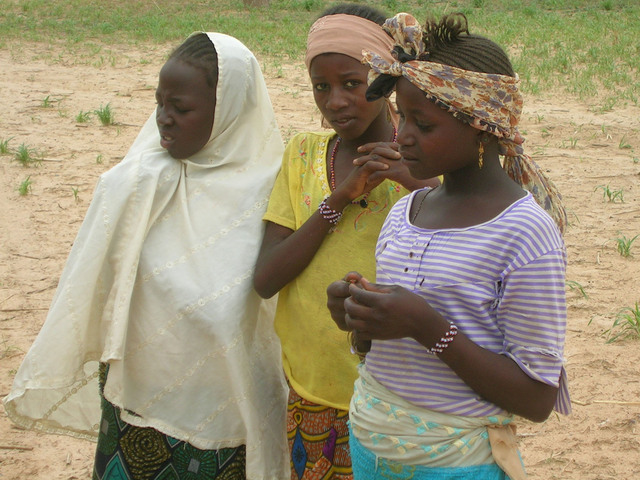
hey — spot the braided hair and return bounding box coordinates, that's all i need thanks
[318,2,387,25]
[168,33,219,89]
[422,14,514,76]
[367,13,514,100]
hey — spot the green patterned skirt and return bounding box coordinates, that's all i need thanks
[93,364,246,480]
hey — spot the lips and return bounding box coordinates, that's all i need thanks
[330,117,354,127]
[159,132,174,149]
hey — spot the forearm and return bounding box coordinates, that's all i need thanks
[435,332,558,422]
[254,194,351,298]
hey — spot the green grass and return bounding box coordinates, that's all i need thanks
[595,184,624,203]
[1,1,639,109]
[75,110,92,123]
[17,175,33,196]
[605,302,640,343]
[614,233,639,257]
[94,103,115,126]
[0,137,12,154]
[14,143,41,166]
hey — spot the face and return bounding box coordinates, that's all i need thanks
[155,58,216,159]
[309,53,387,140]
[395,78,479,179]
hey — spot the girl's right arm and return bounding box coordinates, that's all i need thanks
[254,161,388,299]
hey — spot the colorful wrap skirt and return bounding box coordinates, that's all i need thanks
[93,364,247,480]
[349,365,526,480]
[288,385,353,480]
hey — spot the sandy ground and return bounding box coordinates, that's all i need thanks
[1,41,640,480]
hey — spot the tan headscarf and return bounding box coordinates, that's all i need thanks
[4,33,288,480]
[306,13,398,127]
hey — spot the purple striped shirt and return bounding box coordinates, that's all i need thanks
[366,190,571,417]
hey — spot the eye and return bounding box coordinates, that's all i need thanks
[416,122,432,132]
[344,80,361,88]
[313,83,329,92]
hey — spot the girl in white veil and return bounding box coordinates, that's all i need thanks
[4,32,288,480]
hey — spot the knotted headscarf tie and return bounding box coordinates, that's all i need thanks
[364,13,567,234]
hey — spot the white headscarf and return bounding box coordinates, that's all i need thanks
[4,33,288,480]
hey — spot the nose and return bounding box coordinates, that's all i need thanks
[156,106,173,127]
[396,122,413,147]
[325,88,349,111]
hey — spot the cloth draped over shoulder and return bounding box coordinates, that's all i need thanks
[3,32,289,480]
[364,12,568,235]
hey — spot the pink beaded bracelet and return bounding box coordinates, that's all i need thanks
[318,199,342,225]
[427,323,458,355]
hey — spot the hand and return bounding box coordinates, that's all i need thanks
[332,156,389,208]
[326,272,364,330]
[353,142,408,186]
[343,278,446,342]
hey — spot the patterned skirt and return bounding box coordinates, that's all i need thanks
[93,364,246,480]
[288,386,352,480]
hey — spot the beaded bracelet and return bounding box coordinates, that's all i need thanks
[318,199,343,225]
[427,323,458,355]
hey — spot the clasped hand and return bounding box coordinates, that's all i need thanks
[326,271,435,342]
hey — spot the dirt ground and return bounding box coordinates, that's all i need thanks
[1,40,639,480]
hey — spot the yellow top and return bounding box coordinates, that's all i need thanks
[264,131,409,410]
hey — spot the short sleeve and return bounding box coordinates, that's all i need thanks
[497,247,571,414]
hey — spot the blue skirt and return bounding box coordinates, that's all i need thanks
[350,434,509,480]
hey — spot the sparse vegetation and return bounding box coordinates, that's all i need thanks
[94,103,115,126]
[75,110,92,123]
[606,302,640,343]
[14,143,41,167]
[614,234,639,258]
[17,176,33,196]
[595,184,624,203]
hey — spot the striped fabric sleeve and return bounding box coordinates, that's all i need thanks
[497,247,571,414]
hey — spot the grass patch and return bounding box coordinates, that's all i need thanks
[614,233,639,258]
[606,302,640,343]
[75,110,92,123]
[0,1,638,108]
[14,143,41,166]
[94,103,115,126]
[0,137,13,154]
[17,175,33,196]
[595,184,624,203]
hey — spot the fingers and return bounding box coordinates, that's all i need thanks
[357,141,400,156]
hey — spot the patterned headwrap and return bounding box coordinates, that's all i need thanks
[364,13,567,234]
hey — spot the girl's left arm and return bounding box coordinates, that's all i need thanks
[344,273,562,423]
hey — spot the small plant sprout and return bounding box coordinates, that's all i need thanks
[619,135,632,150]
[96,153,104,164]
[14,143,41,167]
[94,103,115,126]
[72,186,80,201]
[633,157,639,164]
[595,184,624,203]
[41,95,55,108]
[566,280,588,299]
[18,176,32,196]
[0,137,12,154]
[75,110,92,123]
[614,234,639,258]
[605,302,640,343]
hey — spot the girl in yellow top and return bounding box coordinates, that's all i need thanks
[254,4,438,479]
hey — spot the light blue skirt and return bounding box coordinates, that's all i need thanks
[350,433,509,480]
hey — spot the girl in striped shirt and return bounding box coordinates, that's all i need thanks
[327,12,569,480]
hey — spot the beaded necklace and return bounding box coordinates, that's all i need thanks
[329,127,398,208]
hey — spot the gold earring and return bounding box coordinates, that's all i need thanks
[478,141,484,169]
